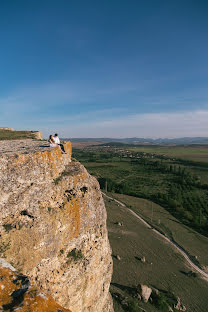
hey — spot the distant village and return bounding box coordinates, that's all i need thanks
[83,145,173,161]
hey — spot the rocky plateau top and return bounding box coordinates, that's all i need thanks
[0,139,52,156]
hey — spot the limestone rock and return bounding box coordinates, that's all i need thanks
[32,130,42,140]
[0,140,113,312]
[137,284,152,303]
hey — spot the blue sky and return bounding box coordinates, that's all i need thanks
[0,0,208,138]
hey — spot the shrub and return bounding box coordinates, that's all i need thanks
[127,299,141,312]
[66,248,84,264]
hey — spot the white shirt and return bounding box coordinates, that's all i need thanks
[53,136,60,144]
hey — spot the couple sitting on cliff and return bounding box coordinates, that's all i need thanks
[48,133,66,153]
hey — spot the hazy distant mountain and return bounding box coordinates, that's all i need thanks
[66,137,208,145]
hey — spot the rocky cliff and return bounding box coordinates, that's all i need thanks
[0,140,113,312]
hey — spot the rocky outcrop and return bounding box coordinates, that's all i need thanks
[0,140,113,312]
[31,130,42,139]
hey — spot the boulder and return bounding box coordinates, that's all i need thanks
[137,284,152,303]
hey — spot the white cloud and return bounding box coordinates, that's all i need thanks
[47,110,208,138]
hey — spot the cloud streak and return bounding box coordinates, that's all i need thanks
[50,110,208,138]
[1,81,208,139]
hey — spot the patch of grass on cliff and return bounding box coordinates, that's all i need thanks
[0,130,38,140]
[66,248,84,264]
[3,224,13,232]
[53,170,71,185]
[0,241,10,254]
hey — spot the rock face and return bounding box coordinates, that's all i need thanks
[0,140,113,312]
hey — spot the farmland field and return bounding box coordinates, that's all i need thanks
[129,145,208,163]
[72,143,208,237]
[105,193,208,312]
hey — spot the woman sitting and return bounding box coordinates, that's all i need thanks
[48,135,57,147]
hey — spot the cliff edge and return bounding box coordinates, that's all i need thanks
[0,140,113,312]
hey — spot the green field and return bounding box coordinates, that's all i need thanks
[105,193,208,312]
[129,145,208,163]
[73,145,208,237]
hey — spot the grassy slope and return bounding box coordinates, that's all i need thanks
[0,130,38,140]
[110,193,208,269]
[105,194,208,312]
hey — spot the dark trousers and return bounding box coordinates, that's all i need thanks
[59,144,66,153]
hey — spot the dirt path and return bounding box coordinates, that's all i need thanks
[102,192,208,281]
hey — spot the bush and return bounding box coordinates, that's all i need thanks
[127,299,141,312]
[66,248,84,264]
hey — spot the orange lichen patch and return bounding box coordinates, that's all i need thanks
[64,141,72,156]
[44,150,59,173]
[0,267,18,306]
[16,289,71,312]
[72,171,89,187]
[64,198,81,239]
[11,153,27,166]
[0,266,71,312]
[36,148,62,173]
[82,200,88,214]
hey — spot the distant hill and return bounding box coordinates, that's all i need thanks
[66,137,208,145]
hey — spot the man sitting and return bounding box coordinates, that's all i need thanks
[53,133,60,145]
[53,133,66,153]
